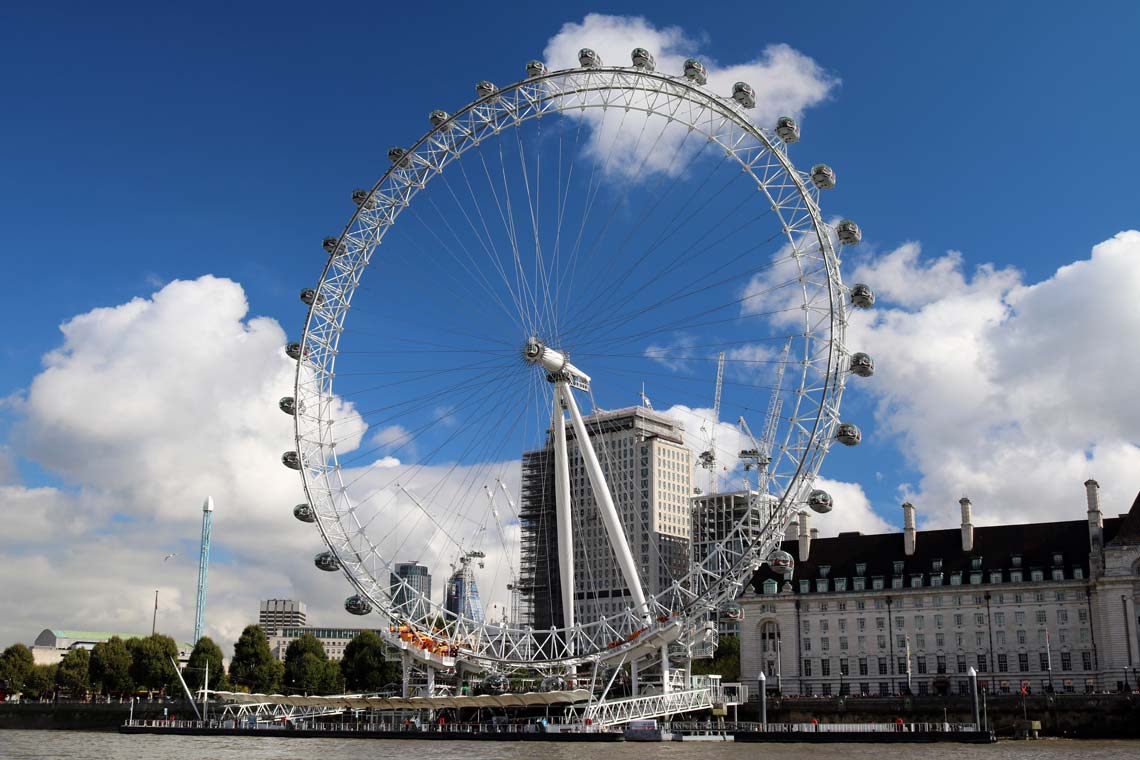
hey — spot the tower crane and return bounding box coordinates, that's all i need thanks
[698,353,726,492]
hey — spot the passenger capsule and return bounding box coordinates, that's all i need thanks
[721,601,744,621]
[475,80,497,98]
[345,594,372,616]
[683,58,707,85]
[388,146,410,167]
[278,396,296,416]
[732,82,756,109]
[808,489,834,514]
[578,48,602,68]
[850,352,875,378]
[850,283,876,309]
[836,422,862,447]
[299,288,323,306]
[322,237,345,256]
[282,451,301,470]
[351,189,375,209]
[526,60,547,78]
[293,503,316,523]
[836,219,862,246]
[810,164,836,190]
[314,551,340,572]
[775,116,800,144]
[539,675,567,692]
[480,673,510,694]
[631,48,655,71]
[429,109,449,128]
[768,549,795,576]
[284,342,304,360]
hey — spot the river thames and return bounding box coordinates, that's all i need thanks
[2,732,1138,760]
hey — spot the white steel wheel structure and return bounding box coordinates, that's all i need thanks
[283,50,874,677]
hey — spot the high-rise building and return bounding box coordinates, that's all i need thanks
[444,553,486,624]
[259,599,307,631]
[519,406,692,630]
[390,562,432,622]
[691,490,772,636]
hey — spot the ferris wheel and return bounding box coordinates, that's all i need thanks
[280,46,876,677]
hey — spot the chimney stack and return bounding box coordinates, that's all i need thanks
[960,497,974,552]
[810,528,820,541]
[902,502,917,556]
[1086,478,1104,575]
[798,510,812,561]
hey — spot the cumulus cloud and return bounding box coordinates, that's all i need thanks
[542,14,838,179]
[847,230,1140,529]
[0,276,370,648]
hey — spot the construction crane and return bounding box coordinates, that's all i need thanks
[484,483,520,625]
[698,352,726,491]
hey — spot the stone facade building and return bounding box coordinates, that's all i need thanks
[740,480,1140,696]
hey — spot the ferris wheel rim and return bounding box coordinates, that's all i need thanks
[290,62,851,670]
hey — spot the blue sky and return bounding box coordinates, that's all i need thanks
[2,2,1139,646]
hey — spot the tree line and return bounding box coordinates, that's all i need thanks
[0,626,401,699]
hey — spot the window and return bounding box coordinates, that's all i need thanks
[893,560,904,574]
[1039,652,1049,670]
[896,635,906,649]
[819,565,831,578]
[858,657,869,676]
[799,580,811,593]
[839,620,847,632]
[1051,568,1064,581]
[803,684,813,696]
[970,572,983,584]
[872,576,884,590]
[858,635,867,650]
[838,602,847,611]
[1073,567,1084,580]
[804,620,812,634]
[917,656,928,674]
[915,615,925,629]
[936,655,947,674]
[915,598,925,608]
[1015,611,1026,625]
[957,654,967,673]
[998,654,1008,672]
[878,635,887,649]
[975,632,985,647]
[876,617,886,631]
[935,614,944,629]
[996,631,1006,646]
[1078,609,1088,624]
[910,574,923,588]
[879,681,889,696]
[897,656,908,674]
[950,572,963,586]
[978,653,988,672]
[1082,651,1093,670]
[856,600,866,611]
[803,659,812,676]
[821,659,831,676]
[931,574,944,587]
[995,612,1005,626]
[1035,610,1047,624]
[1058,610,1069,625]
[1011,554,1022,567]
[834,578,848,592]
[916,634,926,649]
[1030,569,1044,582]
[954,613,964,627]
[894,616,905,629]
[892,576,904,589]
[975,613,985,626]
[1052,553,1063,566]
[936,633,945,648]
[875,599,885,609]
[932,559,943,572]
[839,636,848,650]
[1018,653,1029,672]
[821,637,830,651]
[973,594,985,605]
[816,579,830,592]
[1080,628,1089,643]
[821,682,832,696]
[1010,570,1023,583]
[934,596,945,607]
[855,562,867,576]
[820,620,829,633]
[857,618,866,631]
[853,577,866,591]
[990,570,1003,584]
[879,657,888,675]
[1034,592,1045,603]
[803,638,811,652]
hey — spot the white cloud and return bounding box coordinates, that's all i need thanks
[847,230,1140,528]
[811,478,892,537]
[542,14,838,180]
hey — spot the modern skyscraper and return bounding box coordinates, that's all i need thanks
[390,561,432,622]
[259,599,307,631]
[519,406,692,630]
[444,552,486,624]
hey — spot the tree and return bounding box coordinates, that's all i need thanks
[185,637,228,691]
[691,635,740,682]
[284,633,333,694]
[229,625,283,693]
[22,664,58,700]
[0,643,35,692]
[90,637,134,695]
[127,634,179,692]
[56,649,90,695]
[340,631,398,692]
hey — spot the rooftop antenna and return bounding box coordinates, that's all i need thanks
[640,383,652,409]
[193,496,214,643]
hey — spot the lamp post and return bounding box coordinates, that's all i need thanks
[758,670,767,729]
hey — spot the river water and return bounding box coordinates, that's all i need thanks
[1,731,1137,760]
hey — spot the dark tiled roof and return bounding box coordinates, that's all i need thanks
[1106,490,1140,546]
[750,513,1126,593]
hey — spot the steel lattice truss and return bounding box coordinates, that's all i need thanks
[291,64,853,672]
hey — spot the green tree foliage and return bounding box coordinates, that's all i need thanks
[340,630,398,692]
[56,648,91,694]
[691,635,741,682]
[0,643,35,692]
[229,625,283,693]
[127,634,180,691]
[185,637,228,691]
[22,664,58,700]
[284,633,336,694]
[90,637,134,695]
